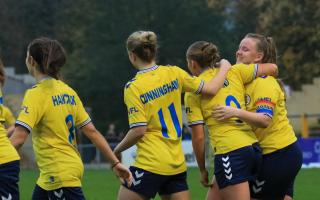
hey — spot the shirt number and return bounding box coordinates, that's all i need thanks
[65,114,76,145]
[158,103,181,138]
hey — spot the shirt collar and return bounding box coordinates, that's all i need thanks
[137,65,159,74]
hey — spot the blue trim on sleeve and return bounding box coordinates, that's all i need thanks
[195,80,204,94]
[78,118,92,129]
[254,64,259,79]
[188,120,204,126]
[129,122,147,129]
[15,120,32,133]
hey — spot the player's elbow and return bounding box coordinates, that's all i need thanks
[269,64,278,77]
[10,126,29,149]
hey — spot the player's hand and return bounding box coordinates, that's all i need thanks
[200,169,213,187]
[219,59,232,72]
[212,105,238,121]
[112,163,133,187]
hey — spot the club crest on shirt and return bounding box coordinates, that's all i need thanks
[245,94,251,106]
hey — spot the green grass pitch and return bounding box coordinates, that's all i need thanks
[20,168,320,200]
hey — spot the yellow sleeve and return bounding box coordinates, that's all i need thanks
[184,92,204,126]
[74,93,91,128]
[252,78,278,118]
[233,63,258,84]
[175,67,204,94]
[16,90,44,132]
[124,84,147,128]
[3,106,15,126]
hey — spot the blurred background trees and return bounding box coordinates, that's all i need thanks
[0,0,319,130]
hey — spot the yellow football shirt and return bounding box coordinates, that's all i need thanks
[0,90,20,164]
[245,76,297,154]
[185,64,258,154]
[3,106,16,127]
[124,65,204,175]
[16,78,91,190]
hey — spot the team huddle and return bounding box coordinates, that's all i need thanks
[0,31,302,200]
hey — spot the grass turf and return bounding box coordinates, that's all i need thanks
[20,168,320,200]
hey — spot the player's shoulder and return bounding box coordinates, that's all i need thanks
[255,76,277,85]
[124,76,138,90]
[157,64,183,74]
[59,80,78,95]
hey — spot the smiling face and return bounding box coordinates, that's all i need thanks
[236,37,263,64]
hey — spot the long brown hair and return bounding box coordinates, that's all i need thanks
[28,37,66,79]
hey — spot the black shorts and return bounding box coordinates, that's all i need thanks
[123,166,188,199]
[250,142,302,200]
[0,160,20,200]
[214,143,262,189]
[32,184,85,200]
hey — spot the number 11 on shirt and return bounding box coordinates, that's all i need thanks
[158,103,182,139]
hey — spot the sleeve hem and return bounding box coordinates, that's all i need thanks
[188,120,204,126]
[78,118,92,129]
[15,120,32,133]
[129,122,147,129]
[253,64,259,79]
[195,80,205,94]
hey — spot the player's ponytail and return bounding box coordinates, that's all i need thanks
[28,37,66,79]
[126,31,157,63]
[186,41,220,68]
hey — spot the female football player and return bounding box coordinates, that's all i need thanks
[114,30,232,200]
[0,58,20,200]
[212,33,302,200]
[185,40,278,200]
[10,37,133,200]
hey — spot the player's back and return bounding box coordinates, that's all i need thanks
[125,65,203,175]
[198,64,257,154]
[245,76,297,154]
[17,78,88,190]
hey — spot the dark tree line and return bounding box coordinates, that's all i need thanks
[0,0,319,130]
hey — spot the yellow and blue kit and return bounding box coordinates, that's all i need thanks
[0,89,20,199]
[185,63,263,188]
[246,76,302,199]
[124,65,204,175]
[0,90,19,164]
[16,78,91,190]
[245,76,297,154]
[2,106,15,128]
[185,64,259,154]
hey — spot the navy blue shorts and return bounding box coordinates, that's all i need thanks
[214,143,262,189]
[32,184,85,200]
[0,160,20,200]
[123,166,188,199]
[250,142,302,200]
